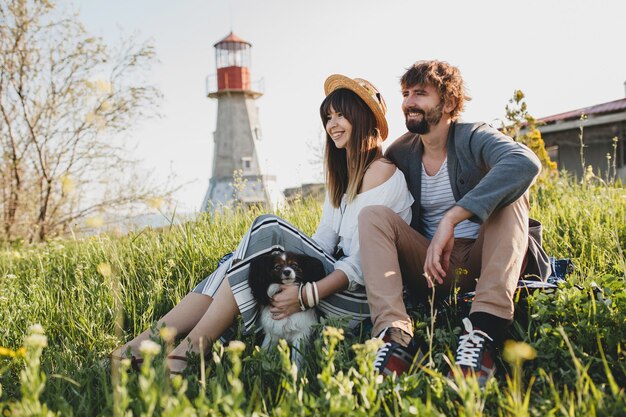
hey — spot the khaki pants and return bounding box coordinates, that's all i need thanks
[358,194,530,338]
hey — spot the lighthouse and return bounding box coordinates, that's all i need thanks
[201,32,282,212]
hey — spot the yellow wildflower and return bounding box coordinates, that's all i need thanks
[139,340,161,356]
[0,346,16,357]
[503,340,536,364]
[159,326,177,344]
[322,326,345,341]
[225,340,246,354]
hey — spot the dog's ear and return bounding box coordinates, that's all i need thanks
[297,254,326,282]
[248,253,273,305]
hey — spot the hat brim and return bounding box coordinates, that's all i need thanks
[324,74,388,141]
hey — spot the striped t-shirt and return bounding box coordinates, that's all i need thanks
[420,158,480,240]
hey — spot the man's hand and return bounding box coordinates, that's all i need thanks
[423,205,473,287]
[269,284,301,320]
[424,218,455,287]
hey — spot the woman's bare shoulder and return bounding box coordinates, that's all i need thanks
[360,157,397,193]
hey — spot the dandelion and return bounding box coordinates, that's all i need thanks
[138,340,161,356]
[159,326,177,343]
[29,324,44,335]
[503,340,536,365]
[0,346,16,357]
[225,340,246,354]
[25,333,47,349]
[97,262,112,278]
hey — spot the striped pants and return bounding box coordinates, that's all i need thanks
[193,214,369,335]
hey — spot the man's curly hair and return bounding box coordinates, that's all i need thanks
[400,60,471,121]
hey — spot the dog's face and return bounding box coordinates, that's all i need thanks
[268,252,305,285]
[249,251,326,306]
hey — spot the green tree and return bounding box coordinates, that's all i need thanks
[0,0,167,242]
[501,89,557,173]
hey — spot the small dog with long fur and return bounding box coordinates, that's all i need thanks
[248,250,326,355]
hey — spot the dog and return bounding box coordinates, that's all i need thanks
[248,250,326,359]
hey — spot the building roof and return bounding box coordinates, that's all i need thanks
[537,97,626,124]
[214,31,251,47]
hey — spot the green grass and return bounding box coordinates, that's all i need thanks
[1,177,625,417]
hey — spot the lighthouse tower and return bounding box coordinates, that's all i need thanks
[201,32,281,212]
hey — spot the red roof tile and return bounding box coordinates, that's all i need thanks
[214,32,251,47]
[537,97,626,124]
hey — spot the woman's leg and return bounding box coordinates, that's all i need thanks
[112,250,236,363]
[167,278,240,373]
[112,292,213,359]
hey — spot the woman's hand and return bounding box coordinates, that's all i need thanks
[269,284,301,320]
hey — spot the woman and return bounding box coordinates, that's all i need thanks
[112,74,414,374]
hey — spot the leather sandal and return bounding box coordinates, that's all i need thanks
[167,355,188,375]
[110,348,142,371]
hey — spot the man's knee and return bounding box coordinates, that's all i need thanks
[358,205,395,231]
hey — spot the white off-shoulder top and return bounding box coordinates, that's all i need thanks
[311,168,414,290]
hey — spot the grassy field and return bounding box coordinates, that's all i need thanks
[1,174,625,417]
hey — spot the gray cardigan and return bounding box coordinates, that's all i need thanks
[386,121,542,229]
[386,121,550,280]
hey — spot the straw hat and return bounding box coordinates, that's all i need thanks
[324,74,389,141]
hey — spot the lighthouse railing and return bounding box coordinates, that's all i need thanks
[206,74,265,96]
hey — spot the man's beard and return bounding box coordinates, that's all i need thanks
[405,102,444,134]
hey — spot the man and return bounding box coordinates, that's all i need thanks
[358,60,549,385]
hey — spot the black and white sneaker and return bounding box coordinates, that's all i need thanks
[448,317,497,388]
[372,327,423,377]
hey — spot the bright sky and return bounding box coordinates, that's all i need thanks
[76,0,626,214]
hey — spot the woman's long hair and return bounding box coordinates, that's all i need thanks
[319,89,383,208]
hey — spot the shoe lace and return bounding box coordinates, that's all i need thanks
[455,317,493,368]
[373,343,393,368]
[373,327,392,369]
